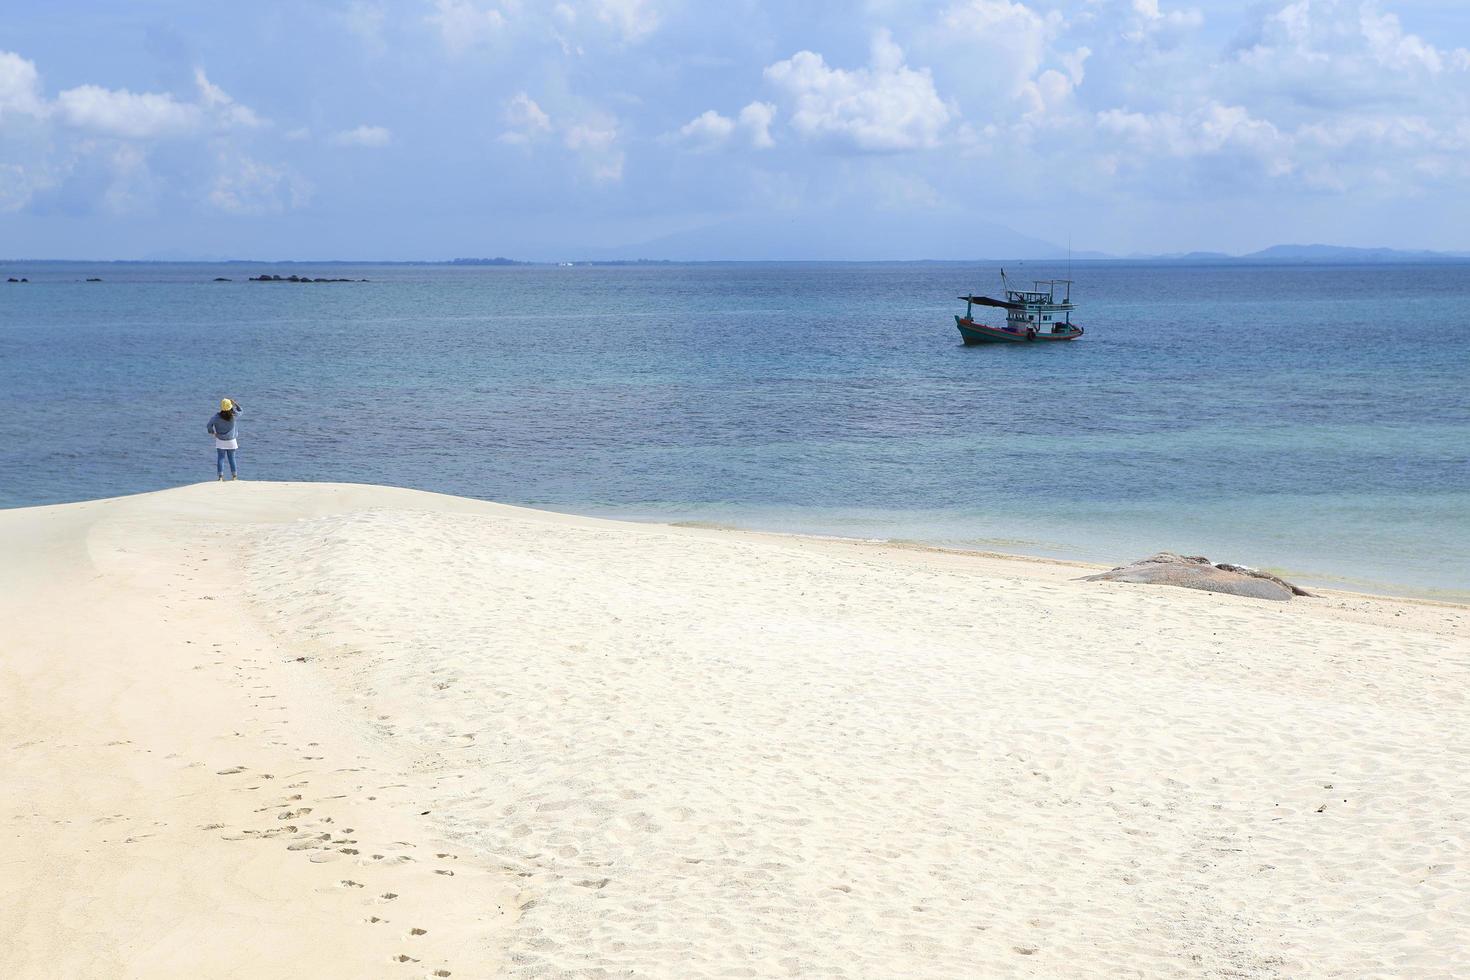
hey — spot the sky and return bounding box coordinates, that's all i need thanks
[1,0,1468,260]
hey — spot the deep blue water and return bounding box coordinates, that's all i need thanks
[2,260,1467,597]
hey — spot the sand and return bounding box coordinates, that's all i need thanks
[2,482,1467,979]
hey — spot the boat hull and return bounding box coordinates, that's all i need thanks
[956,316,1083,345]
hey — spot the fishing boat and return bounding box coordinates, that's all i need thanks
[955,272,1083,345]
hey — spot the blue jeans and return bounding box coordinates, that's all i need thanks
[216,448,237,476]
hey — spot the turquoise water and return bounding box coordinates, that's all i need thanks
[2,260,1467,598]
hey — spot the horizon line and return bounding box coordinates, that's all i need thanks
[7,253,1470,266]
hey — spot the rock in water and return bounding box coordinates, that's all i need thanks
[1083,552,1312,601]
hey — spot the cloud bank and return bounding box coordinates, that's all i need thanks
[1,0,1467,255]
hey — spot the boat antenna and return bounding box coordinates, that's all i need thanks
[1068,233,1072,282]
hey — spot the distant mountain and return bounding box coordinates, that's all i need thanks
[1240,244,1470,262]
[1121,244,1470,264]
[550,229,1470,265]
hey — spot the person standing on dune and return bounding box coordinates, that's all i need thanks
[207,397,243,481]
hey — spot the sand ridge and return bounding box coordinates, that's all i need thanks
[4,481,1468,978]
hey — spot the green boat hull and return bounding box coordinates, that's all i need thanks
[956,316,1083,345]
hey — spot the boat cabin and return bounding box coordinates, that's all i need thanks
[964,279,1075,333]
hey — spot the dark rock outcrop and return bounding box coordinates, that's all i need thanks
[249,274,362,283]
[1083,552,1312,601]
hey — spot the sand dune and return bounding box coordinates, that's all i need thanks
[3,482,1467,978]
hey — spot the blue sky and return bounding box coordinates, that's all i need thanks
[1,0,1467,259]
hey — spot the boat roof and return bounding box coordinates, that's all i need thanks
[959,294,1027,311]
[961,294,1075,310]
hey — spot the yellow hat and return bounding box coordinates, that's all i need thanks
[220,398,233,411]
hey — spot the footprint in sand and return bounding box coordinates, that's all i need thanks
[216,766,246,775]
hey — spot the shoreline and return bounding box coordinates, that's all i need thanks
[7,482,1463,606]
[4,481,1467,977]
[546,504,1470,607]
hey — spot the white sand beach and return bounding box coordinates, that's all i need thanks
[3,482,1467,979]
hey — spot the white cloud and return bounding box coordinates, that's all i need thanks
[0,51,280,217]
[502,93,624,181]
[1357,4,1444,74]
[929,0,1059,92]
[675,101,777,151]
[1123,0,1202,45]
[738,101,777,149]
[588,0,659,42]
[764,30,952,152]
[1097,101,1292,175]
[97,142,160,215]
[922,0,1091,123]
[427,0,506,55]
[1228,0,1463,107]
[501,92,553,144]
[329,124,392,147]
[562,117,623,181]
[209,152,312,214]
[1014,45,1089,118]
[55,85,201,139]
[3,55,262,137]
[678,109,735,148]
[0,154,63,213]
[426,0,659,54]
[194,69,266,129]
[0,51,48,119]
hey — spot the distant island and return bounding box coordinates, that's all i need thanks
[1139,244,1470,264]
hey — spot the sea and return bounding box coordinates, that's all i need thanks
[2,260,1467,599]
